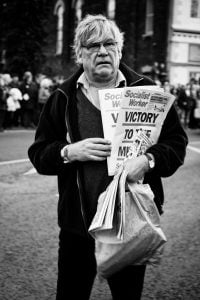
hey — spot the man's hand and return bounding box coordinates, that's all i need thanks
[123,155,149,183]
[67,138,112,162]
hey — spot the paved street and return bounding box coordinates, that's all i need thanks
[0,129,35,162]
[0,128,200,300]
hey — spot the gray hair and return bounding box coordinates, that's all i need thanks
[73,14,124,64]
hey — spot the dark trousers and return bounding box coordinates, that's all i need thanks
[56,229,146,300]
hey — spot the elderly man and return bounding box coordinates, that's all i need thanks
[28,14,188,300]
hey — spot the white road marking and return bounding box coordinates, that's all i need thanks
[189,141,200,145]
[23,168,37,175]
[0,158,37,175]
[2,129,35,133]
[187,145,200,154]
[0,158,30,166]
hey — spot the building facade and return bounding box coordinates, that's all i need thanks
[1,0,197,84]
[168,0,200,85]
[43,0,171,82]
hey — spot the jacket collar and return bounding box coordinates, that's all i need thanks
[119,62,145,86]
[58,62,146,97]
[76,69,126,90]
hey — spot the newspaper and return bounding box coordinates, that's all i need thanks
[99,86,163,144]
[89,174,119,232]
[99,86,175,175]
[99,87,124,143]
[89,168,125,243]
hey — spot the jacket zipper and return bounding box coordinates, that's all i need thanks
[130,77,144,86]
[60,89,89,236]
[76,170,90,236]
[59,76,146,236]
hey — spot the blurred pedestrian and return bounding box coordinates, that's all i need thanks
[10,73,22,127]
[20,71,38,128]
[4,87,22,128]
[28,14,188,300]
[176,85,191,127]
[2,73,12,87]
[10,74,20,89]
[0,76,7,131]
[188,84,198,129]
[38,77,53,115]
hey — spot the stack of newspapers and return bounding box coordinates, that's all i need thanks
[89,170,124,242]
[98,85,175,176]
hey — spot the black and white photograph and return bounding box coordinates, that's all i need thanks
[0,1,200,299]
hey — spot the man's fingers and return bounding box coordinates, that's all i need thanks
[90,149,111,157]
[88,143,112,151]
[89,155,107,161]
[70,138,112,161]
[86,138,111,145]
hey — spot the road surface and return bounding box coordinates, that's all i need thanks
[0,128,200,299]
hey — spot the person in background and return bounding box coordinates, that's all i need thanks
[1,73,12,129]
[0,75,7,131]
[20,71,38,128]
[163,80,171,93]
[38,77,53,115]
[28,14,188,300]
[2,73,12,87]
[8,74,22,126]
[188,79,198,129]
[5,87,22,128]
[10,74,20,88]
[176,84,194,128]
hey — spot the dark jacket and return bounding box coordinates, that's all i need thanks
[20,81,38,110]
[0,86,7,111]
[28,63,188,236]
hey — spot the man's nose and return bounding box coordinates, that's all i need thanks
[98,44,108,55]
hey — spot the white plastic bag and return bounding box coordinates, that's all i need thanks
[89,170,167,278]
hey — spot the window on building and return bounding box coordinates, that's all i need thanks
[72,0,83,23]
[107,0,116,19]
[54,0,65,55]
[189,44,200,62]
[145,0,154,35]
[71,0,83,24]
[191,0,200,18]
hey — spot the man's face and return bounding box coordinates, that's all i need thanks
[79,36,121,85]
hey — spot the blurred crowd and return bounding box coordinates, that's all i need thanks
[0,71,200,132]
[162,79,200,129]
[0,71,64,131]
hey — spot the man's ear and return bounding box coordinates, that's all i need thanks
[77,51,83,64]
[118,50,122,60]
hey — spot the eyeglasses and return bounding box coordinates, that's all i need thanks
[82,41,117,53]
